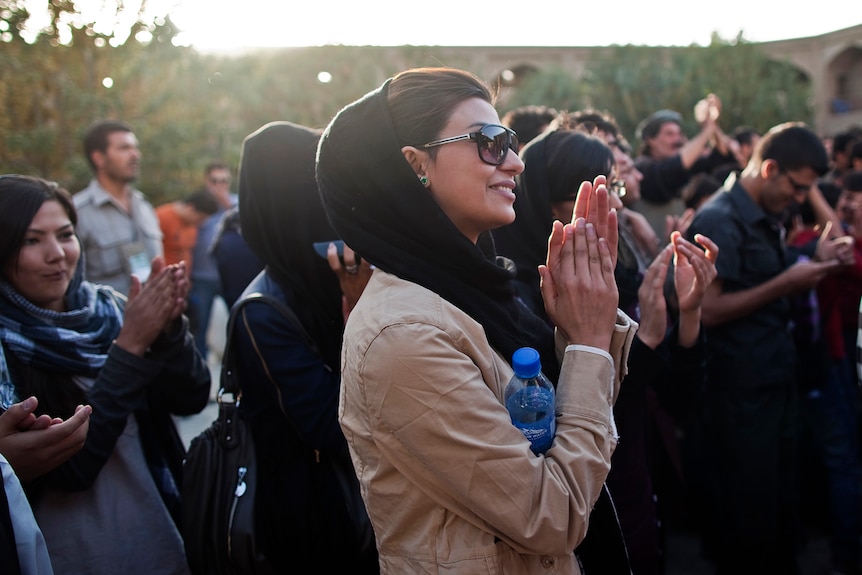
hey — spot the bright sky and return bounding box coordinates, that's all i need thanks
[18,0,862,51]
[167,0,861,52]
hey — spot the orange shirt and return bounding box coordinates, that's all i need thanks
[156,203,198,267]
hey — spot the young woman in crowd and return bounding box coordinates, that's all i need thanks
[492,123,718,575]
[230,121,378,572]
[0,175,210,574]
[315,67,637,573]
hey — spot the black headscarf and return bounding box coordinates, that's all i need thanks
[491,130,557,320]
[239,121,344,369]
[315,79,559,382]
[492,129,619,323]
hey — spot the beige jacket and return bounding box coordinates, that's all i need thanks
[339,271,636,574]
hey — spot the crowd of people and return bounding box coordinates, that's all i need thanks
[1,66,861,575]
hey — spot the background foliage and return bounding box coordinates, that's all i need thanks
[1,4,814,205]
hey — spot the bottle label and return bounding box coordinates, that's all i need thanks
[506,387,556,455]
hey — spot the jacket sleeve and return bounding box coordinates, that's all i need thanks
[32,318,210,491]
[353,314,637,556]
[144,316,211,416]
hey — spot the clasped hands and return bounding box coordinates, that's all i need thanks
[539,176,618,351]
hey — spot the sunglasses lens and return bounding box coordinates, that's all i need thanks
[478,126,517,165]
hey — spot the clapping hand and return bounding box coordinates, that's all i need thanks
[672,232,719,314]
[539,176,619,351]
[0,396,91,482]
[672,231,718,347]
[115,256,186,355]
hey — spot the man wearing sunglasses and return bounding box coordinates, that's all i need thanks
[683,122,855,575]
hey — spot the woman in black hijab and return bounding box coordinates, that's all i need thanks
[492,120,719,575]
[231,121,378,572]
[493,128,618,324]
[316,67,637,574]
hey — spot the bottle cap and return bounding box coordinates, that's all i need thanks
[512,347,541,379]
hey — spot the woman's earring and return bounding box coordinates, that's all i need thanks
[418,175,429,187]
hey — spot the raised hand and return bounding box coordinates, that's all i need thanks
[167,261,191,321]
[636,244,673,349]
[573,175,619,269]
[815,221,855,266]
[0,396,91,482]
[540,216,618,351]
[326,242,373,324]
[672,232,719,315]
[115,260,181,355]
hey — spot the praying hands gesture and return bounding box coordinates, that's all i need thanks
[539,175,619,351]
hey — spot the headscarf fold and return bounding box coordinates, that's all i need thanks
[315,79,559,381]
[0,262,124,409]
[491,130,556,316]
[239,121,344,370]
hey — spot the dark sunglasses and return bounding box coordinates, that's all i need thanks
[422,124,519,166]
[780,170,810,194]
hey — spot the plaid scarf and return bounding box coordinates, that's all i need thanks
[0,267,124,409]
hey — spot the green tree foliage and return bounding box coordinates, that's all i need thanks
[502,35,813,147]
[0,20,817,204]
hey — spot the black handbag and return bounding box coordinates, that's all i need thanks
[183,292,377,573]
[182,295,276,575]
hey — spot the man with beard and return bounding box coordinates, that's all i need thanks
[73,120,163,295]
[683,122,855,575]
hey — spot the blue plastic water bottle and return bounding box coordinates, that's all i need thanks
[505,347,556,455]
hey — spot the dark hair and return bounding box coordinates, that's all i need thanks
[754,122,829,176]
[387,67,495,155]
[0,175,85,420]
[733,126,761,147]
[542,129,615,202]
[0,175,77,275]
[184,189,220,215]
[831,127,862,160]
[205,159,231,176]
[501,105,559,147]
[681,173,721,210]
[563,108,620,138]
[849,139,862,163]
[562,108,634,154]
[844,170,862,193]
[816,180,842,207]
[82,119,134,172]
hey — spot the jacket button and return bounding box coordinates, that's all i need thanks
[540,556,555,568]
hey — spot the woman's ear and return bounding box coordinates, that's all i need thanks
[401,146,428,176]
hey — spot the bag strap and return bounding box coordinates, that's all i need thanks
[220,292,321,398]
[220,291,328,461]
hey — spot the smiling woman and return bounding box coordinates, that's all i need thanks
[4,197,80,313]
[0,174,210,574]
[315,67,636,574]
